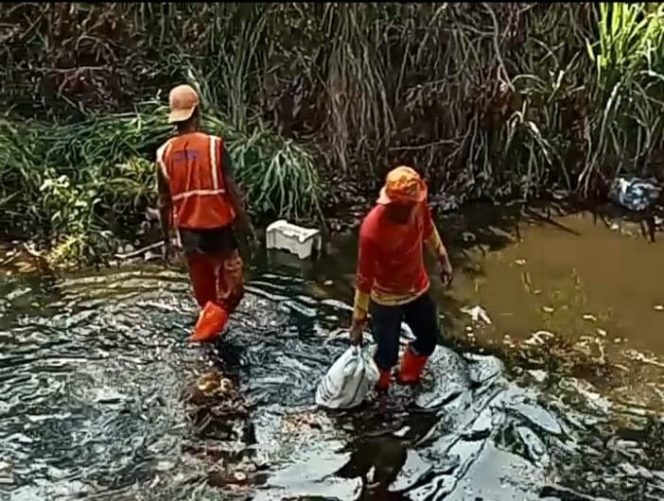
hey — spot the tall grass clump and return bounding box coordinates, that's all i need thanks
[582,2,664,193]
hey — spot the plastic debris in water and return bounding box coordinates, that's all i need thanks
[233,472,248,483]
[393,426,410,438]
[460,305,492,325]
[528,370,548,383]
[524,330,555,346]
[609,177,661,212]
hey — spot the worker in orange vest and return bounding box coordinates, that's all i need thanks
[156,84,253,342]
[350,166,453,393]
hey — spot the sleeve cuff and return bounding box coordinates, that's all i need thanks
[352,289,370,320]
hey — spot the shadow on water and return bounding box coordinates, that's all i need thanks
[1,251,663,500]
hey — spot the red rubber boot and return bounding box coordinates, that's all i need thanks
[397,348,428,385]
[190,301,229,343]
[376,369,391,393]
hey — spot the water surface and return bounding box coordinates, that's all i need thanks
[1,206,663,500]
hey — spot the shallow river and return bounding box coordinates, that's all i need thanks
[1,206,663,500]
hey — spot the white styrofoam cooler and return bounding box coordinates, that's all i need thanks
[265,220,322,259]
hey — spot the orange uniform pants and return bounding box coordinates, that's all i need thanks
[185,249,244,314]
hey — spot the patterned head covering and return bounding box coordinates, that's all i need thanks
[377,166,427,205]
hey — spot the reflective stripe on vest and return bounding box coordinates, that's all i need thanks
[209,135,220,193]
[157,133,235,229]
[158,135,226,199]
[170,136,226,201]
[156,139,172,182]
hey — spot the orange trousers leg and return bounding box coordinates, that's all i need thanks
[186,250,245,313]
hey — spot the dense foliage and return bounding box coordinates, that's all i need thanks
[1,3,663,264]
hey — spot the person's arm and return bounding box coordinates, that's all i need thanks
[156,163,172,261]
[350,235,376,343]
[422,204,454,284]
[221,147,252,233]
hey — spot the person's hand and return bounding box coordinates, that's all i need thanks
[349,316,366,346]
[439,255,454,287]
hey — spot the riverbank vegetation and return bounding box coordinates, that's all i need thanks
[1,3,663,266]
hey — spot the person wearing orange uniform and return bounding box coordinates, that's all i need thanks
[156,84,253,342]
[350,166,454,392]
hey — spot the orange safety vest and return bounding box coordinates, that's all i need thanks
[157,132,236,229]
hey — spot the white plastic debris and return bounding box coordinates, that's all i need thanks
[609,177,661,212]
[315,346,379,410]
[460,305,492,325]
[265,220,322,259]
[393,426,410,438]
[524,330,555,346]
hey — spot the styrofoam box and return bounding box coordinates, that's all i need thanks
[265,220,322,260]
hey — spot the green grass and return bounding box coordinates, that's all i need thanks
[0,104,324,266]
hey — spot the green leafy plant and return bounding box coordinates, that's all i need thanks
[582,3,664,191]
[0,102,325,265]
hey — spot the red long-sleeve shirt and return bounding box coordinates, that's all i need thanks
[353,202,445,317]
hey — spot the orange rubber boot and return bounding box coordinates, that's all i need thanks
[190,301,229,343]
[397,348,428,385]
[376,369,391,393]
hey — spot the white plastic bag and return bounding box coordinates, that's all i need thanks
[315,346,379,410]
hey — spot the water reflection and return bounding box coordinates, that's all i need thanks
[0,267,662,500]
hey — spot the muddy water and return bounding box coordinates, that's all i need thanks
[0,206,663,500]
[452,210,664,350]
[442,208,664,412]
